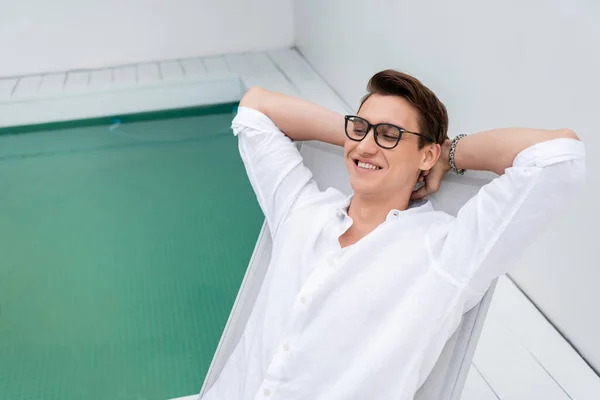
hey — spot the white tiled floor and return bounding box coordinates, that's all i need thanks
[466,276,600,399]
[2,49,598,400]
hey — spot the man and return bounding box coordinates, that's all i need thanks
[201,70,585,399]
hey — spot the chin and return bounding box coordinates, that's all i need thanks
[349,178,380,196]
[346,161,388,195]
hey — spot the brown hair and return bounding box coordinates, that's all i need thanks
[359,70,448,148]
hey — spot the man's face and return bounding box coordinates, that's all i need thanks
[344,94,434,198]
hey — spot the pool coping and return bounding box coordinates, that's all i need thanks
[0,75,243,131]
[0,102,239,135]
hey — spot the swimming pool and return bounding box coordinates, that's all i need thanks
[0,105,264,399]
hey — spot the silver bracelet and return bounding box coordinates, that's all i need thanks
[449,134,467,175]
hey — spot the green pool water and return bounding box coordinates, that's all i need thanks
[0,106,264,400]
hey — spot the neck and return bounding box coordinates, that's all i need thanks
[347,189,412,232]
[339,191,412,248]
[338,182,417,248]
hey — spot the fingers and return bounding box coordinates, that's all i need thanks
[411,185,430,201]
[428,180,441,192]
[413,170,437,200]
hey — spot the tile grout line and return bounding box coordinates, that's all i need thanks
[265,52,301,95]
[527,349,574,399]
[492,309,578,399]
[507,275,599,377]
[11,78,21,97]
[472,363,502,400]
[36,75,44,92]
[178,59,186,77]
[221,55,233,73]
[157,62,164,81]
[291,46,354,113]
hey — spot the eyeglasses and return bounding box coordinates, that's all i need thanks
[344,115,433,149]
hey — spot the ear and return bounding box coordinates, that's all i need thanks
[419,143,441,171]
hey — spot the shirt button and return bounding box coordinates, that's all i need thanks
[300,296,308,304]
[263,388,271,396]
[283,343,291,351]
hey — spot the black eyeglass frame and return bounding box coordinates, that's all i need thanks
[344,115,433,149]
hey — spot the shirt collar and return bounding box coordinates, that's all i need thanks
[336,194,433,220]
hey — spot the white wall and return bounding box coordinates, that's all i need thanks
[0,0,293,77]
[294,0,600,371]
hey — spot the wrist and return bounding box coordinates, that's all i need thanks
[449,134,467,174]
[440,139,452,174]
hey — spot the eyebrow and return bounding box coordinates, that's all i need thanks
[358,116,410,130]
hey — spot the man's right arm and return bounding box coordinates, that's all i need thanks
[239,87,346,146]
[232,88,344,238]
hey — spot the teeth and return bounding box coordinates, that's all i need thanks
[357,161,381,170]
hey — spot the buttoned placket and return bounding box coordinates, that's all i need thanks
[256,205,421,398]
[255,216,347,399]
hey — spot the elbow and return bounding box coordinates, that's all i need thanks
[240,86,270,112]
[558,128,580,141]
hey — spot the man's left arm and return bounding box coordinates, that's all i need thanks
[427,128,586,295]
[447,127,580,175]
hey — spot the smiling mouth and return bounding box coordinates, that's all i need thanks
[354,159,382,170]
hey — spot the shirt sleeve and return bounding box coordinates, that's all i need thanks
[231,106,319,238]
[434,137,586,295]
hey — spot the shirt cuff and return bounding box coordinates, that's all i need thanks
[231,106,280,136]
[513,137,586,168]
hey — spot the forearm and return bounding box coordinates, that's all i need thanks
[445,128,580,175]
[239,87,346,146]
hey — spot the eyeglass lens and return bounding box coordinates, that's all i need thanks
[346,117,401,149]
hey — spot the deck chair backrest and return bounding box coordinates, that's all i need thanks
[199,142,496,399]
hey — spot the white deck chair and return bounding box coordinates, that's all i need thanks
[197,141,497,400]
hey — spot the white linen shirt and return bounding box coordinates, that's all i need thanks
[201,107,586,400]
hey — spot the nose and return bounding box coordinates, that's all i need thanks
[356,129,379,155]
